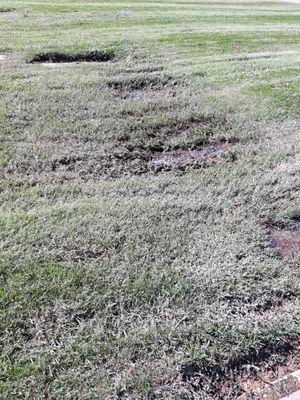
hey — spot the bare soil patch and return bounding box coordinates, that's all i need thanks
[267,219,300,264]
[237,345,300,400]
[125,90,144,101]
[150,143,228,170]
[42,62,70,68]
[178,341,300,399]
[106,140,232,177]
[29,50,115,63]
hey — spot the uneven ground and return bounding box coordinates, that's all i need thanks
[0,0,300,399]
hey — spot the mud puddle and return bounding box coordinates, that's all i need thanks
[150,144,227,169]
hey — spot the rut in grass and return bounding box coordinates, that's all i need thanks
[29,50,116,63]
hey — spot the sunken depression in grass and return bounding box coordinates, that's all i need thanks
[0,0,300,399]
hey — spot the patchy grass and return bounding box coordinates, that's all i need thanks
[0,0,300,399]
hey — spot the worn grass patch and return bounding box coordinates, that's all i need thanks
[1,0,300,398]
[2,69,236,180]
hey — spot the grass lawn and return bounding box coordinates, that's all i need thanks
[0,0,300,398]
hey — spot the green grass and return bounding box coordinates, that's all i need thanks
[0,0,300,398]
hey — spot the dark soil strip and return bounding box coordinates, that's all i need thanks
[29,50,115,63]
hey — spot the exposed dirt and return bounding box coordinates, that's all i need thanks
[237,346,300,400]
[212,343,300,400]
[42,62,70,68]
[8,140,232,180]
[166,129,188,143]
[150,144,227,170]
[29,50,115,63]
[255,298,299,318]
[178,342,300,399]
[125,90,144,101]
[107,139,232,176]
[0,54,6,61]
[267,220,300,264]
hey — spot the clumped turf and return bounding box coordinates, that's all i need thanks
[0,0,300,399]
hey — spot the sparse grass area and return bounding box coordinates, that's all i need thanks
[0,0,300,399]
